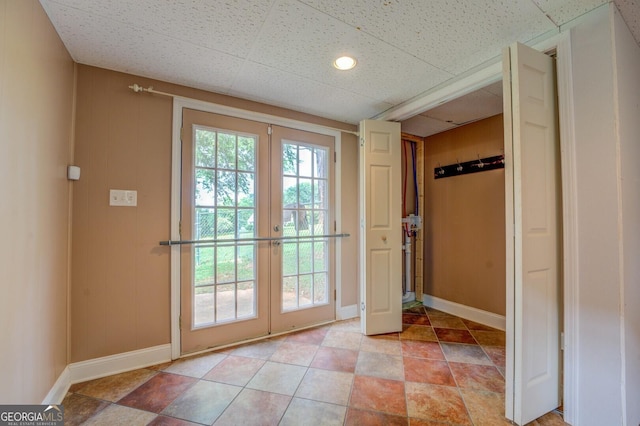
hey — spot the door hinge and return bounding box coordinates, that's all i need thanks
[268,125,272,135]
[179,221,182,237]
[560,331,565,351]
[334,152,337,163]
[360,137,365,147]
[178,315,182,329]
[334,289,337,301]
[334,221,337,232]
[360,302,365,311]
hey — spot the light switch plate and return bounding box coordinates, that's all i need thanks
[110,189,137,206]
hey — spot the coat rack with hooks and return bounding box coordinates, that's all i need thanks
[434,154,504,179]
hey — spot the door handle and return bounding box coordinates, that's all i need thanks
[272,240,282,247]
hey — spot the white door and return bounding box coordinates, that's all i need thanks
[503,43,562,424]
[359,119,402,335]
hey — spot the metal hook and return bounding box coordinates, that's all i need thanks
[456,159,463,172]
[477,155,484,169]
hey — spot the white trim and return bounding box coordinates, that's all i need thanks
[422,294,506,331]
[68,344,172,385]
[170,97,344,357]
[337,304,359,320]
[502,44,516,421]
[44,344,172,404]
[334,131,344,324]
[170,99,182,360]
[174,97,344,140]
[42,366,72,405]
[556,33,579,426]
[375,59,502,122]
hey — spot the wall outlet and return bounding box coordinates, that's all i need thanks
[110,189,137,207]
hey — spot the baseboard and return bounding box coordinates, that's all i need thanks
[402,292,416,303]
[68,344,172,385]
[42,366,72,404]
[337,304,359,320]
[422,294,506,331]
[43,344,171,404]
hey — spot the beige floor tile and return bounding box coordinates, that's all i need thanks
[280,397,346,426]
[82,404,157,426]
[295,368,353,405]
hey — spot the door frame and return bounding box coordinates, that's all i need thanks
[169,97,344,359]
[375,32,579,424]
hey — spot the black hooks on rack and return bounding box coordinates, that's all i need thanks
[434,155,504,179]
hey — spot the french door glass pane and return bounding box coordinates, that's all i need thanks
[192,126,257,327]
[281,142,330,311]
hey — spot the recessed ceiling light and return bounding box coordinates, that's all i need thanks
[333,56,357,70]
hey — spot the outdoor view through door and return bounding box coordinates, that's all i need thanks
[180,109,335,354]
[281,143,329,309]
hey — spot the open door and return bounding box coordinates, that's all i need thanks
[359,119,402,335]
[503,43,562,424]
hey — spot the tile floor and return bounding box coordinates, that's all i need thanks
[62,306,567,425]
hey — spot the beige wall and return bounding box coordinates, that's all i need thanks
[0,1,74,402]
[340,132,360,306]
[71,65,359,362]
[423,115,505,315]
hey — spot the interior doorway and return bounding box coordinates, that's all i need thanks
[397,41,568,425]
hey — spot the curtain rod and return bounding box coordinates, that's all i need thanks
[128,84,360,137]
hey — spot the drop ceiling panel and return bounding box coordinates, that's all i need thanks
[40,2,246,90]
[249,0,454,105]
[483,81,504,97]
[300,0,556,74]
[39,0,634,132]
[614,0,640,43]
[231,62,392,123]
[423,89,503,125]
[532,0,609,25]
[401,115,456,138]
[40,0,275,58]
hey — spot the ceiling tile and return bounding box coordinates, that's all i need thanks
[483,81,504,97]
[248,0,454,105]
[531,0,608,26]
[300,0,556,73]
[41,0,275,57]
[231,62,392,123]
[401,114,456,138]
[40,2,245,91]
[39,0,632,133]
[614,0,640,45]
[424,89,503,125]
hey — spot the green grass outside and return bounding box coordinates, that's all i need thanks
[194,223,327,294]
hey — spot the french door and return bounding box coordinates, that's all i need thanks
[180,109,335,354]
[269,126,335,333]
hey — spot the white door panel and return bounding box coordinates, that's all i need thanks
[359,120,402,335]
[504,42,561,425]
